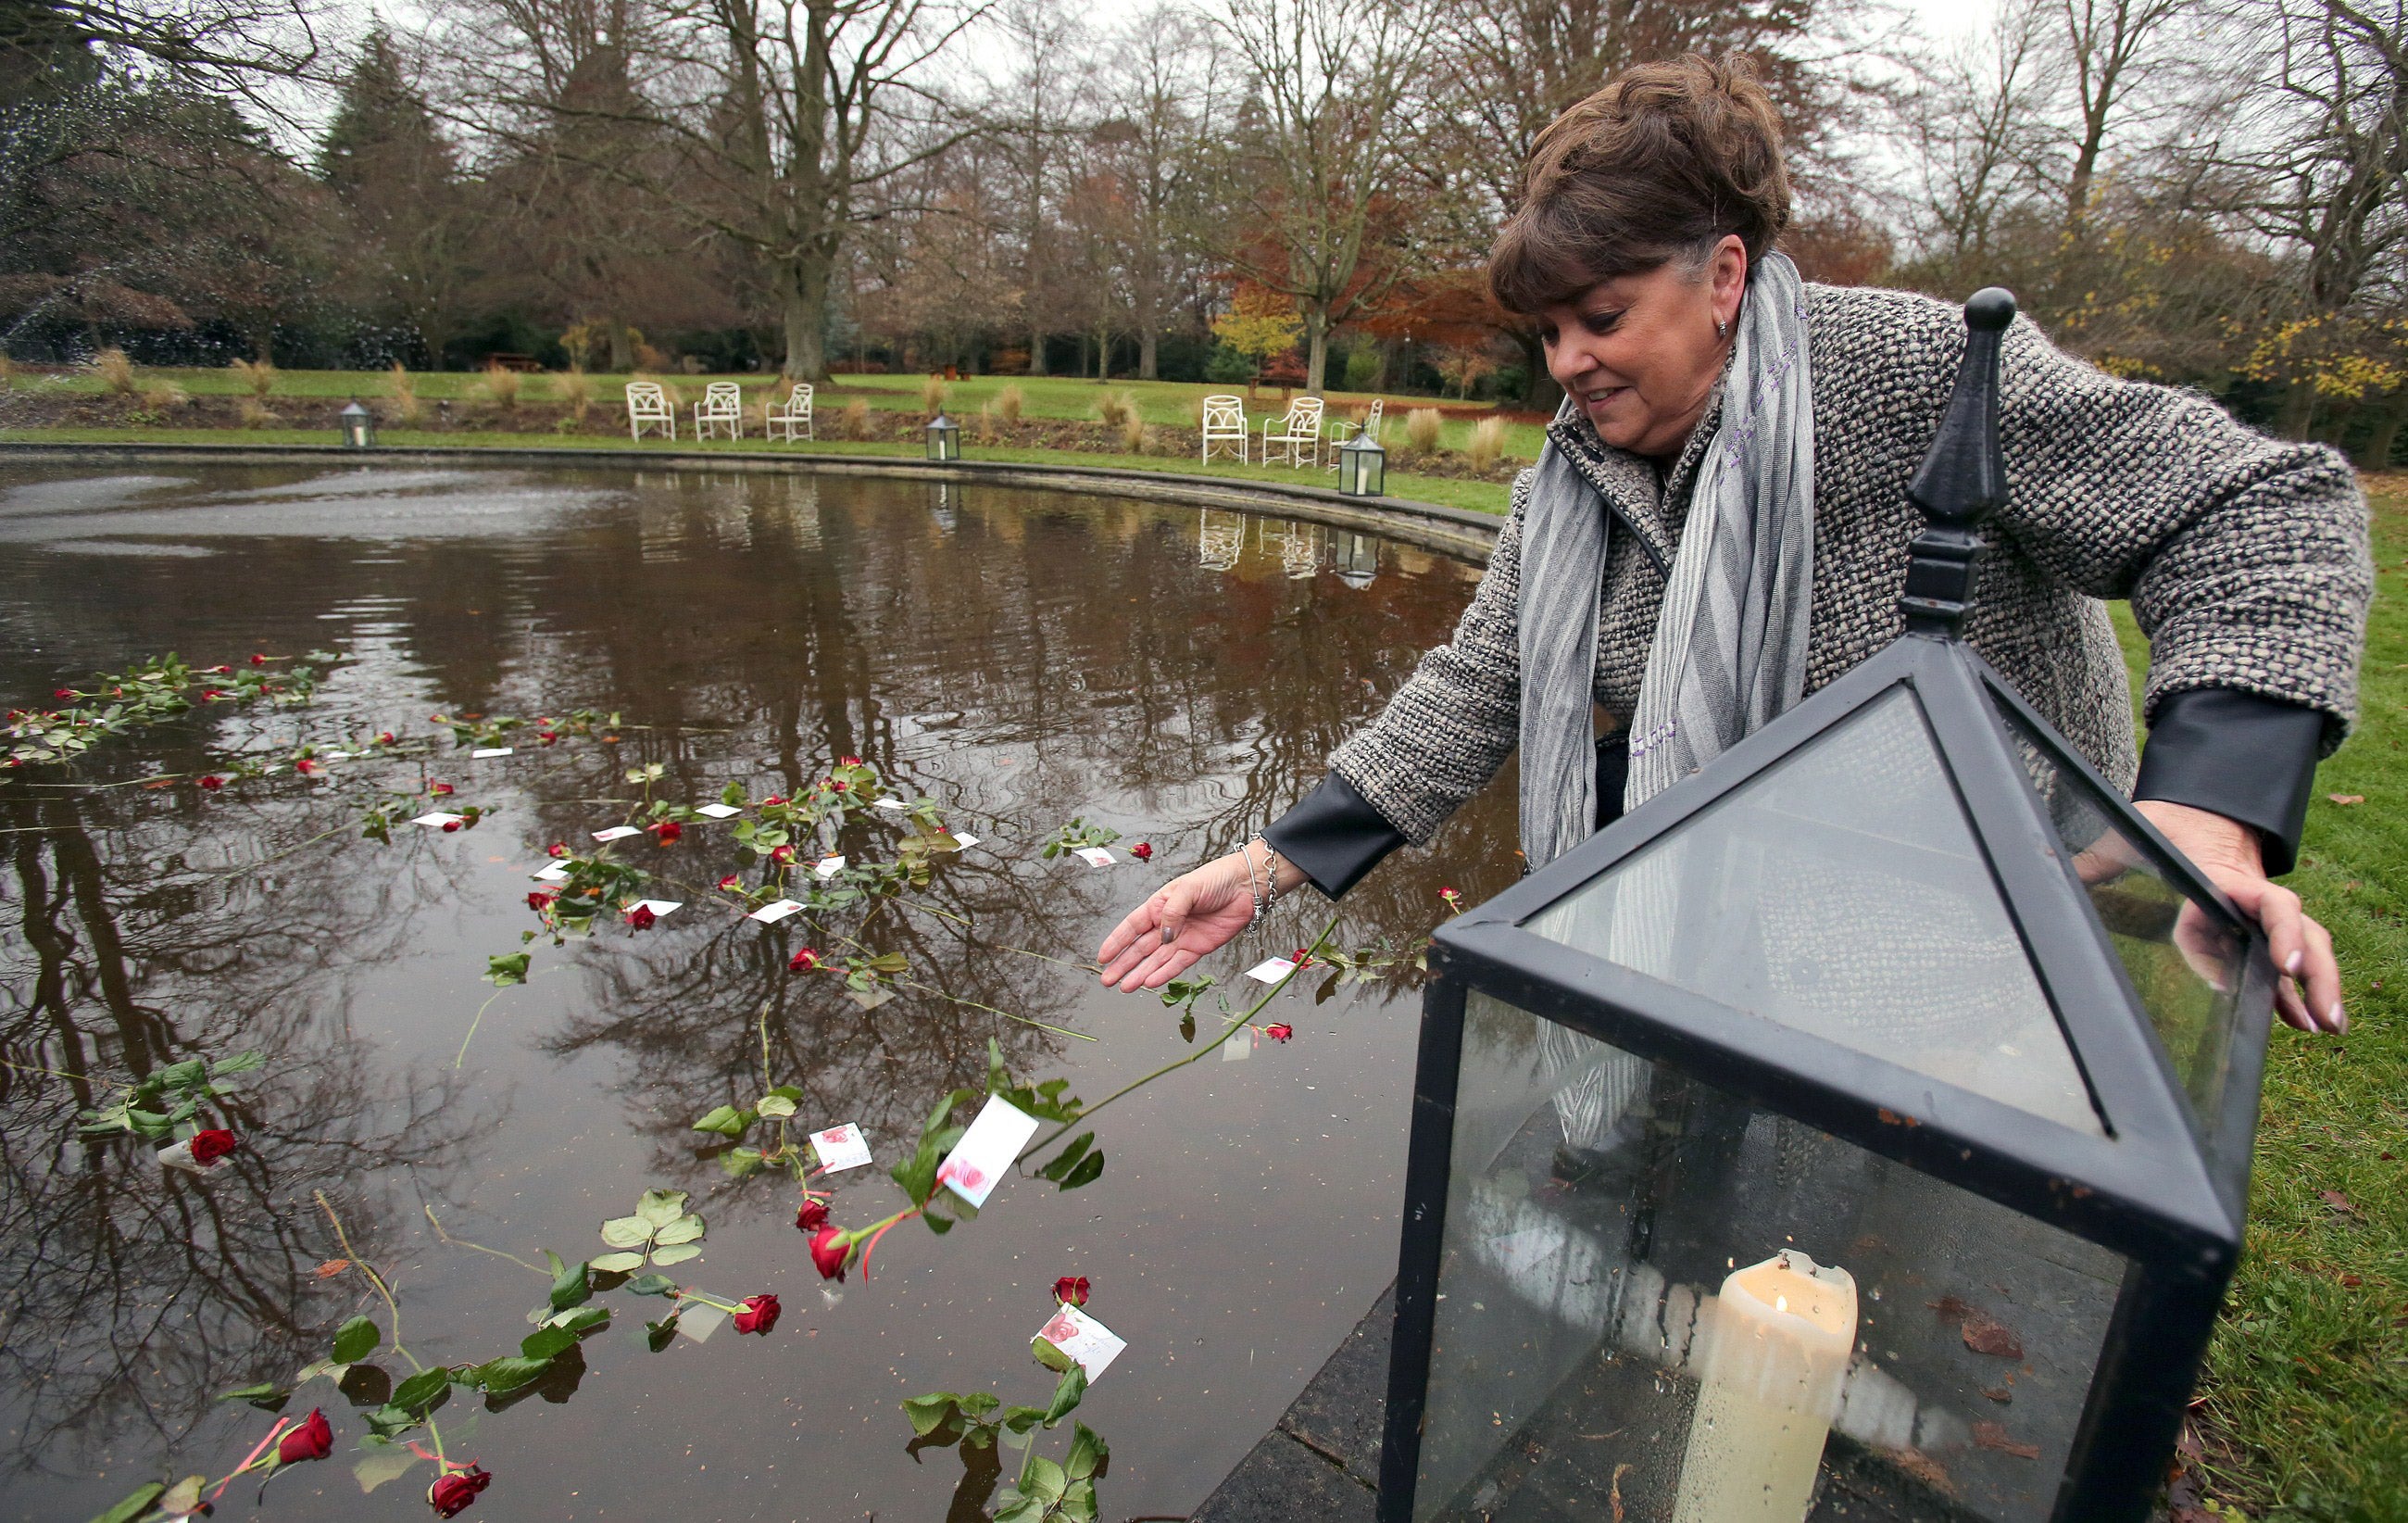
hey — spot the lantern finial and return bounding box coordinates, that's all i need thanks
[1900,287,2015,636]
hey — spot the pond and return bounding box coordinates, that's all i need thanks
[0,461,1519,1522]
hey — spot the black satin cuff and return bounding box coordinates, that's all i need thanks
[2133,688,2326,876]
[1263,772,1409,899]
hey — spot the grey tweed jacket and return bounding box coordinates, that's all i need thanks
[1324,283,2372,850]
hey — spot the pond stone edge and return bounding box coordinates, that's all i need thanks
[0,442,1504,563]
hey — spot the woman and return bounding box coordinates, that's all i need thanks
[1098,56,2369,1038]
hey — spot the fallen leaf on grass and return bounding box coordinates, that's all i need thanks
[1972,1422,2040,1459]
[2340,1273,2364,1288]
[2321,1189,2360,1216]
[2326,794,2364,806]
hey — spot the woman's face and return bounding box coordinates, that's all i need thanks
[1538,235,1749,459]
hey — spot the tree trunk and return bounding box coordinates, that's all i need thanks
[781,258,829,381]
[608,321,634,372]
[2360,391,2408,469]
[2276,382,2317,440]
[1028,324,1048,376]
[1515,329,1560,412]
[1138,322,1158,381]
[1304,306,1329,394]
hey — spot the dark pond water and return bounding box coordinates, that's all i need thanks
[0,462,1519,1521]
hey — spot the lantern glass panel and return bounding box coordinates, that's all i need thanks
[1995,706,2251,1130]
[1525,685,2101,1135]
[1414,988,2126,1523]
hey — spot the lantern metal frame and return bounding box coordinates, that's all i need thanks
[1374,292,2277,1523]
[339,400,376,449]
[925,411,961,462]
[1337,429,1386,497]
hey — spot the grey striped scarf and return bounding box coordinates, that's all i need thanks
[1515,252,1818,868]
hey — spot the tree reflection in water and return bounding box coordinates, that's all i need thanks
[0,463,1521,1519]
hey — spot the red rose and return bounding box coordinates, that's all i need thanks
[771,845,796,865]
[626,904,657,930]
[527,891,556,913]
[1265,1024,1294,1043]
[788,948,821,973]
[295,758,320,775]
[191,1127,239,1164]
[830,780,848,792]
[441,821,462,833]
[207,664,232,674]
[809,1226,850,1281]
[734,1293,780,1335]
[650,821,682,845]
[377,731,396,745]
[250,653,268,666]
[198,775,224,791]
[201,688,226,700]
[718,875,742,891]
[1053,1276,1090,1307]
[547,842,569,858]
[278,1407,333,1464]
[430,782,454,796]
[764,795,786,807]
[1131,842,1153,861]
[53,688,75,700]
[839,755,860,767]
[427,1465,491,1517]
[796,1199,829,1232]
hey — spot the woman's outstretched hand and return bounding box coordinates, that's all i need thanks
[1096,850,1272,992]
[2138,800,2345,1035]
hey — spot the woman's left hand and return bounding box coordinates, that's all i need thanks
[2136,800,2345,1035]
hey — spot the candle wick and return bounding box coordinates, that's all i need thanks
[1775,1295,1788,1313]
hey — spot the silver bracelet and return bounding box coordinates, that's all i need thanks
[1255,838,1286,914]
[1238,840,1264,925]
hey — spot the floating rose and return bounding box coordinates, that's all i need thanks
[809,1225,851,1281]
[192,1127,239,1164]
[547,841,569,858]
[1053,1276,1090,1307]
[200,688,226,700]
[527,891,556,913]
[626,904,658,930]
[796,1199,829,1232]
[198,775,224,791]
[249,653,268,665]
[840,754,861,766]
[295,758,320,776]
[771,845,796,865]
[1131,842,1153,862]
[830,779,848,792]
[206,664,232,674]
[788,948,821,973]
[277,1407,333,1465]
[718,875,742,891]
[441,820,462,833]
[734,1294,781,1335]
[764,795,786,806]
[52,688,74,700]
[1264,1024,1295,1043]
[538,730,558,746]
[430,782,455,796]
[650,821,682,845]
[377,731,397,745]
[428,1465,491,1517]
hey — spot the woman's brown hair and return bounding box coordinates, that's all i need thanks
[1489,54,1791,315]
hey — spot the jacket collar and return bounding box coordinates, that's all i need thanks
[1544,386,1726,573]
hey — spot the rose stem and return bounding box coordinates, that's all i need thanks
[422,1205,547,1277]
[316,1190,447,1466]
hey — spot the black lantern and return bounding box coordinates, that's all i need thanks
[1337,427,1386,497]
[1377,291,2275,1523]
[1333,528,1379,588]
[926,410,961,461]
[340,400,376,448]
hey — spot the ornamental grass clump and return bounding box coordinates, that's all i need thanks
[1468,415,1508,472]
[996,383,1024,424]
[230,356,277,398]
[1096,392,1135,429]
[976,400,998,444]
[94,346,136,396]
[1120,414,1147,455]
[558,366,591,422]
[842,398,871,440]
[479,362,520,410]
[238,396,281,430]
[1405,406,1443,456]
[140,378,187,410]
[383,361,421,424]
[922,375,947,415]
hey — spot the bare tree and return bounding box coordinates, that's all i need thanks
[2055,0,2201,235]
[1090,6,1217,380]
[1893,0,2064,281]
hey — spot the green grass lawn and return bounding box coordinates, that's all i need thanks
[7,363,1555,457]
[0,425,1518,515]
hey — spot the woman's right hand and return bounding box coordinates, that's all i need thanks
[1095,850,1266,992]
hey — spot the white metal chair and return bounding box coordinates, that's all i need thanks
[1260,396,1325,468]
[693,381,744,440]
[1200,394,1248,463]
[767,383,814,442]
[1326,397,1385,470]
[625,381,675,441]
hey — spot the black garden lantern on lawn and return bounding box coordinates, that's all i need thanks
[925,410,961,461]
[339,400,376,448]
[1376,291,2277,1523]
[1338,426,1387,497]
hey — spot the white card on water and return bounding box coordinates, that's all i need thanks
[633,899,683,918]
[1245,957,1297,984]
[591,825,642,842]
[694,803,742,819]
[1222,1029,1252,1062]
[950,833,981,850]
[937,1095,1040,1209]
[872,797,906,811]
[1034,1305,1127,1380]
[533,862,571,882]
[410,812,464,828]
[748,899,804,924]
[676,1301,728,1343]
[809,1123,873,1172]
[471,747,514,759]
[814,854,846,879]
[1073,847,1115,867]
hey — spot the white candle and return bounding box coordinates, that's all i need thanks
[1672,1250,1858,1523]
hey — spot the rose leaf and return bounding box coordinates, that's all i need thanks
[331,1315,381,1365]
[649,1242,703,1266]
[599,1215,654,1249]
[590,1251,646,1274]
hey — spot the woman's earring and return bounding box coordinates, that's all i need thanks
[1716,316,1728,339]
